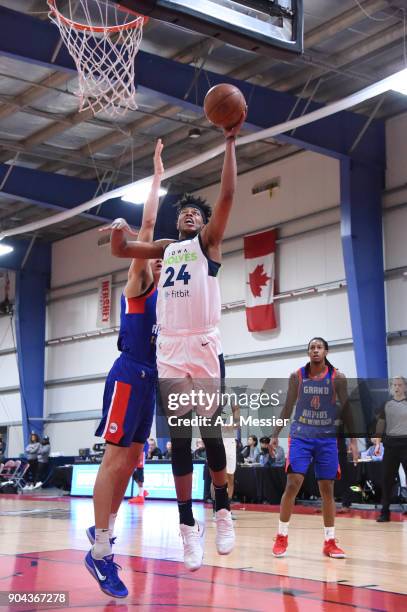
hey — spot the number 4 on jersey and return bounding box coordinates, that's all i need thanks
[163,264,191,288]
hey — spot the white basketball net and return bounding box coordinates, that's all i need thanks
[47,0,146,117]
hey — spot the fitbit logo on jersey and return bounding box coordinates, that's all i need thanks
[165,289,190,298]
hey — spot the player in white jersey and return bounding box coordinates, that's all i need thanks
[110,111,246,571]
[157,227,223,410]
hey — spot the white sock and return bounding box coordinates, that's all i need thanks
[278,520,289,536]
[138,485,144,497]
[92,529,111,559]
[108,512,118,539]
[324,526,335,541]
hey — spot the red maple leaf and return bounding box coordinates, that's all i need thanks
[248,264,271,298]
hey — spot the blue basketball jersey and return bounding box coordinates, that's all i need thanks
[117,284,158,368]
[290,366,338,438]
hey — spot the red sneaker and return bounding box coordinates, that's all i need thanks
[128,495,145,504]
[272,534,288,557]
[323,539,346,558]
[143,490,149,498]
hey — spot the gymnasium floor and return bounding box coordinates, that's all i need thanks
[1,495,406,611]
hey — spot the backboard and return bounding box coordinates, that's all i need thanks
[118,0,304,57]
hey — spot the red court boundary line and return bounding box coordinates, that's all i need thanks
[6,548,407,611]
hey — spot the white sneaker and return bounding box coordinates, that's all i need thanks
[33,482,42,489]
[215,509,235,555]
[180,521,205,571]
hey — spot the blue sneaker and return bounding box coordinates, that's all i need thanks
[84,550,128,598]
[86,526,116,546]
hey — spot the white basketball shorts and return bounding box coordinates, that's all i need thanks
[157,328,223,418]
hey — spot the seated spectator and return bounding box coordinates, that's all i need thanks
[268,439,285,467]
[193,439,207,460]
[241,435,260,464]
[258,436,285,467]
[164,441,172,460]
[147,438,162,460]
[362,438,384,461]
[259,436,271,466]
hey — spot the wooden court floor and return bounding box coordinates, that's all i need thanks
[1,495,406,611]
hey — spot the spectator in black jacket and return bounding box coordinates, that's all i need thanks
[147,438,162,460]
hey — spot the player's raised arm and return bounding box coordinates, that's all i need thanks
[99,140,173,263]
[137,139,164,242]
[126,139,164,293]
[201,111,246,256]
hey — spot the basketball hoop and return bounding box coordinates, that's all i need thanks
[47,0,148,117]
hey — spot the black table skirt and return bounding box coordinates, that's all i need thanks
[48,460,385,503]
[49,465,73,491]
[234,462,384,504]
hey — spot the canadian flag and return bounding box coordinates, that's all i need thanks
[244,229,277,332]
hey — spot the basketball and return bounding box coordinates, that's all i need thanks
[204,84,246,130]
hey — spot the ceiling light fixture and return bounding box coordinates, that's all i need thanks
[389,67,407,95]
[188,127,202,138]
[0,244,13,257]
[121,181,167,205]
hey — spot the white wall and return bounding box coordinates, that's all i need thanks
[6,424,24,458]
[197,149,340,241]
[44,420,101,456]
[384,110,407,375]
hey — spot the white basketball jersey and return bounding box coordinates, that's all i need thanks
[157,234,221,334]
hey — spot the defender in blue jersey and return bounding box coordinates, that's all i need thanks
[270,338,358,559]
[84,140,164,599]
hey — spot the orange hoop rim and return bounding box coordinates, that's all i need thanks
[47,0,148,33]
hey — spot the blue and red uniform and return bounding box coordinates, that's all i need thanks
[286,366,341,480]
[95,284,158,447]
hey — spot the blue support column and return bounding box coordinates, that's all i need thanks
[14,242,51,445]
[340,158,388,379]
